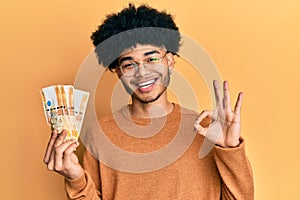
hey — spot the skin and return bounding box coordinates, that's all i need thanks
[43,44,244,179]
[43,130,82,179]
[194,80,243,148]
[116,44,175,118]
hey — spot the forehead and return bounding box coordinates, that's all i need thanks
[119,44,165,58]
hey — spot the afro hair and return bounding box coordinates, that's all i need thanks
[91,4,181,70]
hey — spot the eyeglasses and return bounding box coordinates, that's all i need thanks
[118,53,167,77]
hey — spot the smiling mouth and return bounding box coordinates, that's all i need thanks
[134,78,158,92]
[135,78,158,88]
[137,78,156,87]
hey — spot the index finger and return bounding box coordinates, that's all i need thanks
[194,110,214,128]
[44,130,68,164]
[43,130,58,164]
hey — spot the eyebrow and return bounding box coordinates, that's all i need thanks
[118,50,161,63]
[144,50,160,56]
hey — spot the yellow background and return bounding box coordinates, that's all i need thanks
[1,0,299,199]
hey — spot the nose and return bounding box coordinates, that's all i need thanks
[135,62,150,77]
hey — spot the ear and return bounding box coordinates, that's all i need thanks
[165,52,175,72]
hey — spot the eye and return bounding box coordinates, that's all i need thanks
[122,63,136,69]
[146,57,160,63]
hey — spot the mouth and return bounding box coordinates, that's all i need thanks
[134,78,158,92]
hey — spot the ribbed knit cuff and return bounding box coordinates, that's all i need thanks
[65,171,87,190]
[214,137,245,152]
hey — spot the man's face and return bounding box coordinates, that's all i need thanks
[116,44,174,104]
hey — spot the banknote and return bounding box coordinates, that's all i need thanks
[40,85,89,140]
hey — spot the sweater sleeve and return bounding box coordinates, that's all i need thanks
[213,138,254,200]
[64,149,102,200]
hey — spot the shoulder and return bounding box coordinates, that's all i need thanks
[179,106,199,116]
[168,104,199,128]
[176,104,199,119]
[98,105,128,123]
[84,106,129,136]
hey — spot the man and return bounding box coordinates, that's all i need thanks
[44,4,254,199]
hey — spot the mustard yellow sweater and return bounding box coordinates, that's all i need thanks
[65,104,254,199]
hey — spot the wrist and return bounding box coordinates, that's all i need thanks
[216,138,241,148]
[66,167,84,180]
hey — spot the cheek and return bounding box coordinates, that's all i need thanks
[120,77,134,88]
[155,74,170,88]
[119,78,135,95]
[120,77,129,85]
[160,69,171,80]
[157,65,170,76]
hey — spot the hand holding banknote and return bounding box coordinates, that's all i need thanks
[43,129,84,179]
[41,85,89,179]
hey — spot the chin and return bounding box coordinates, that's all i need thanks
[133,88,167,104]
[137,96,159,104]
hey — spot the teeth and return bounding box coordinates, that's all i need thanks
[140,85,150,89]
[137,79,155,87]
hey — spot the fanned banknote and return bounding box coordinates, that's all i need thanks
[40,85,89,140]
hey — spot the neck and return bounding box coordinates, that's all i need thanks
[129,92,173,118]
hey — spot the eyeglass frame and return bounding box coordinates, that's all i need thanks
[117,52,168,77]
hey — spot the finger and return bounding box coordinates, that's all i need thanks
[47,147,56,171]
[234,92,244,115]
[48,130,68,170]
[54,130,68,148]
[213,80,223,108]
[194,110,214,129]
[200,115,213,128]
[43,130,59,164]
[54,139,77,171]
[223,80,232,112]
[196,126,208,137]
[63,142,80,165]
